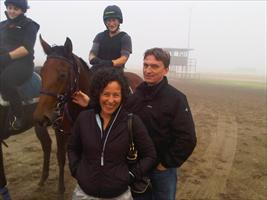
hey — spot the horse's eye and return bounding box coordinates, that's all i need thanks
[58,73,67,81]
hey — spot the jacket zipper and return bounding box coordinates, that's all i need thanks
[96,106,122,166]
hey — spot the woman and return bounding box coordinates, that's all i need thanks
[0,0,40,130]
[68,68,156,199]
[89,5,132,72]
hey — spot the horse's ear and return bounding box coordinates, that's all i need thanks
[39,34,52,55]
[64,37,73,57]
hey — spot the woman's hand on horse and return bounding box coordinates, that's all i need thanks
[72,91,90,107]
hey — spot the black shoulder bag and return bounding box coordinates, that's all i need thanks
[127,113,152,195]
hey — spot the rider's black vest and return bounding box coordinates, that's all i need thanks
[98,30,126,67]
[0,14,34,54]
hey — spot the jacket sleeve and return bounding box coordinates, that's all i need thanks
[161,95,197,168]
[129,115,157,180]
[67,113,83,177]
[90,32,102,56]
[121,33,132,56]
[22,21,39,55]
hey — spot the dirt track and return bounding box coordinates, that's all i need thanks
[2,76,267,200]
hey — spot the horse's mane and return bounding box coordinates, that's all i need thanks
[77,57,91,73]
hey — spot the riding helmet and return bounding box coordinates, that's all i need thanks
[103,5,123,24]
[4,0,29,12]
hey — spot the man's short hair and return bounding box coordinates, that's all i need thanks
[144,48,170,68]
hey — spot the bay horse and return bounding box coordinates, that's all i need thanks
[0,72,53,200]
[33,35,143,195]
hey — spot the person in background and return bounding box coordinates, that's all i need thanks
[89,5,132,72]
[0,0,40,130]
[72,48,197,200]
[68,68,156,200]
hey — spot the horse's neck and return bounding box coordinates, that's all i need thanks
[65,101,83,126]
[78,63,92,95]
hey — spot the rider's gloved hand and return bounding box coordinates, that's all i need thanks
[90,57,113,68]
[0,53,12,67]
[89,57,101,65]
[99,59,113,67]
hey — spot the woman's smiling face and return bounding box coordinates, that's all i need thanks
[100,81,122,117]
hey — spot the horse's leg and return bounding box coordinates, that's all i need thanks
[55,131,68,193]
[34,125,52,186]
[0,143,11,200]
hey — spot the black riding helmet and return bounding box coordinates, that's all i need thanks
[4,0,29,13]
[103,5,123,24]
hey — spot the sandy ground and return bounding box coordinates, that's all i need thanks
[2,74,266,200]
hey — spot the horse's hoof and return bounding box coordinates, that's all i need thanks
[38,180,45,186]
[58,186,65,194]
[57,193,65,200]
[38,173,49,186]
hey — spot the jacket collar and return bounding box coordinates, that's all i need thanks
[96,105,128,131]
[5,11,26,24]
[137,76,168,100]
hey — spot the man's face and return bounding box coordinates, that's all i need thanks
[6,4,23,19]
[105,18,120,33]
[143,55,169,85]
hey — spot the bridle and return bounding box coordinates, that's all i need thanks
[40,54,80,133]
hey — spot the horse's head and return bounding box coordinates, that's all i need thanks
[33,35,88,128]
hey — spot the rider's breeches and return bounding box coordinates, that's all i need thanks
[0,57,33,117]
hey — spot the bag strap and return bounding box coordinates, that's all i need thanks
[128,113,134,149]
[127,113,138,161]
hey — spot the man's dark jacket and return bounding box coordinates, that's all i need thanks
[125,77,196,168]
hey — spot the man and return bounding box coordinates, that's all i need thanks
[125,48,197,200]
[0,0,40,130]
[72,48,197,200]
[89,5,132,72]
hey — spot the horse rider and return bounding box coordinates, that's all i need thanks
[89,5,132,72]
[0,0,40,130]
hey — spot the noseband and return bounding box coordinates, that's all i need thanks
[40,55,80,133]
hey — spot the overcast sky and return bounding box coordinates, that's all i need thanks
[1,1,266,75]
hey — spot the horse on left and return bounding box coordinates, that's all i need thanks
[0,70,56,200]
[33,35,93,196]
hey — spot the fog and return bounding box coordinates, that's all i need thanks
[1,1,266,75]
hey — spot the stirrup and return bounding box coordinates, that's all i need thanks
[8,115,16,128]
[9,116,22,131]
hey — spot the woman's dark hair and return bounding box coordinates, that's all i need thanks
[90,68,130,112]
